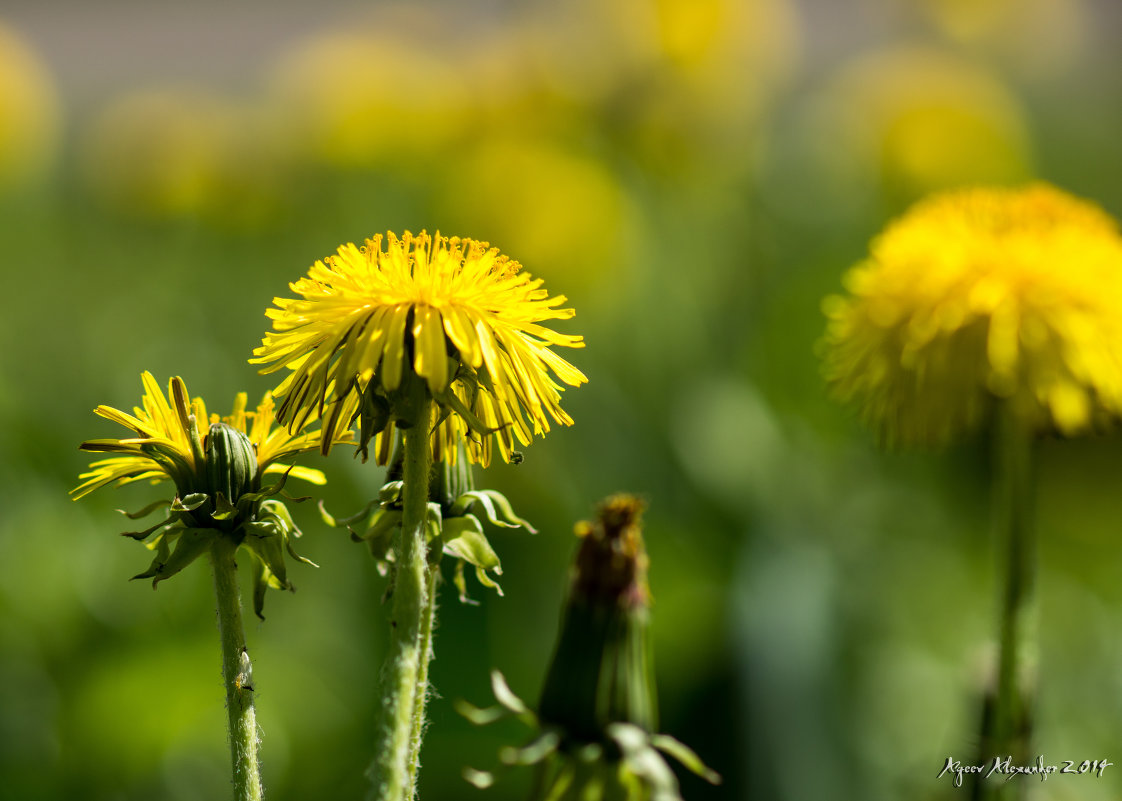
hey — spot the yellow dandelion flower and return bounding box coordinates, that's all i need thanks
[252,230,587,466]
[822,183,1122,445]
[72,371,331,500]
[73,372,347,614]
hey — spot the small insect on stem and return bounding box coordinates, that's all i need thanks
[235,648,255,693]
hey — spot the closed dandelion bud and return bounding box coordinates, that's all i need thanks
[539,494,657,740]
[459,495,719,800]
[205,422,258,505]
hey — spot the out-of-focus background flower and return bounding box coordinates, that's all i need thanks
[2,1,1122,799]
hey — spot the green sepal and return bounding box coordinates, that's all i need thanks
[606,723,685,801]
[452,559,475,605]
[117,498,172,520]
[455,697,514,726]
[260,499,317,567]
[442,514,503,595]
[317,497,378,529]
[500,730,560,766]
[425,501,443,543]
[240,466,292,504]
[241,521,293,592]
[248,546,289,621]
[491,670,531,716]
[354,378,392,461]
[172,493,208,512]
[379,481,404,506]
[355,507,401,572]
[433,382,501,438]
[212,491,238,521]
[649,734,721,785]
[120,517,173,541]
[453,489,536,532]
[132,527,216,588]
[462,768,495,789]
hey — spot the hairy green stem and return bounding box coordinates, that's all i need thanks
[407,565,439,790]
[973,406,1036,801]
[210,537,264,801]
[368,399,434,801]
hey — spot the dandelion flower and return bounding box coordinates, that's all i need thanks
[822,183,1122,445]
[253,230,587,466]
[73,371,345,616]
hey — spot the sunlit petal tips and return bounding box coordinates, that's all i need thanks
[72,371,343,500]
[252,230,587,466]
[821,183,1122,446]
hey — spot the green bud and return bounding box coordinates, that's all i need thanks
[538,494,657,740]
[199,422,258,530]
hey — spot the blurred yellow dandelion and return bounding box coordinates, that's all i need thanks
[822,183,1122,445]
[253,231,586,466]
[0,20,60,192]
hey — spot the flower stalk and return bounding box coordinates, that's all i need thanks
[974,405,1036,801]
[368,398,434,801]
[210,535,264,801]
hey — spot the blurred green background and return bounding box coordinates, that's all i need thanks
[2,1,1122,799]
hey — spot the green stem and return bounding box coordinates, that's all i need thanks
[974,406,1036,801]
[368,398,434,801]
[407,564,439,790]
[210,537,264,801]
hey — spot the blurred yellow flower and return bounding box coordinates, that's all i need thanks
[253,231,586,466]
[73,372,330,500]
[914,0,1087,75]
[267,27,472,169]
[0,20,60,192]
[524,0,799,171]
[822,184,1122,445]
[820,47,1032,198]
[82,88,285,227]
[436,139,633,292]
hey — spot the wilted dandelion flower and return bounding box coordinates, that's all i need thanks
[822,183,1122,445]
[253,231,587,466]
[73,371,344,616]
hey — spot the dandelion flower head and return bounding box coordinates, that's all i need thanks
[822,183,1122,445]
[253,231,587,466]
[72,371,330,500]
[72,372,343,613]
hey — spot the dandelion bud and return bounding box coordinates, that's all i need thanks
[205,422,258,509]
[538,494,657,740]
